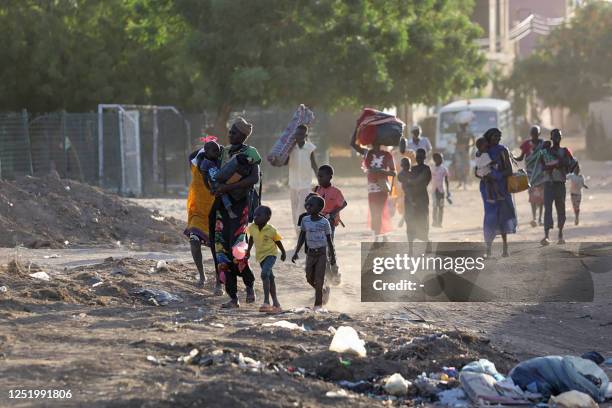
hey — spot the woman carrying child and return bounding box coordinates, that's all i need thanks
[477,128,517,258]
[213,118,262,309]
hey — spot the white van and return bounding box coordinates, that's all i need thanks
[435,98,515,155]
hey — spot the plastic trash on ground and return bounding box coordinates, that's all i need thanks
[262,320,306,331]
[29,271,51,281]
[155,260,169,272]
[325,389,352,398]
[237,352,262,371]
[130,288,183,306]
[460,372,531,405]
[384,373,411,396]
[414,373,440,397]
[549,390,599,408]
[461,358,505,381]
[177,349,201,365]
[437,388,469,407]
[328,326,366,357]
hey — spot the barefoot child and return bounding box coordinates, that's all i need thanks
[246,206,286,313]
[431,152,451,227]
[567,166,588,225]
[292,195,336,311]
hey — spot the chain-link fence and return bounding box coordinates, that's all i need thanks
[0,111,32,179]
[0,107,339,196]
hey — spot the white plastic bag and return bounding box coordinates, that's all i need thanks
[328,326,366,357]
[29,272,51,281]
[262,320,305,331]
[384,373,411,396]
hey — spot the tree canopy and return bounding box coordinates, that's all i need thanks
[0,0,486,127]
[510,2,612,115]
[175,0,485,131]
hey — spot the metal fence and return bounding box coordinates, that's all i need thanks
[0,107,337,196]
[0,109,195,195]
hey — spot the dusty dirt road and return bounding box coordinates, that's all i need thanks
[0,147,611,406]
[133,156,612,359]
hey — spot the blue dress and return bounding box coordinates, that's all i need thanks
[481,144,518,243]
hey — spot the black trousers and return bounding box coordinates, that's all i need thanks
[225,262,255,300]
[544,181,566,231]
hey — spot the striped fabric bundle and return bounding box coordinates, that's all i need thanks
[267,105,315,167]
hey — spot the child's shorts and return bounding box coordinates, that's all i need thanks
[260,256,277,279]
[570,193,581,212]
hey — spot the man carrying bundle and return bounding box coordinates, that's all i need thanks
[287,125,318,237]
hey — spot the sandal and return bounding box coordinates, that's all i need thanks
[269,305,283,314]
[259,304,273,312]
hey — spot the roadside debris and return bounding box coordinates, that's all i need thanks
[549,390,599,408]
[177,348,201,364]
[384,373,411,396]
[328,326,366,357]
[461,358,505,381]
[146,355,162,365]
[325,389,353,398]
[130,288,183,306]
[29,271,51,281]
[262,320,306,331]
[155,260,169,273]
[437,388,469,407]
[509,355,609,402]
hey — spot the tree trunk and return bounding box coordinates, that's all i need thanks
[209,103,232,144]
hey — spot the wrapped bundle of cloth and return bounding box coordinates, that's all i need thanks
[267,104,315,167]
[509,355,609,402]
[354,108,406,147]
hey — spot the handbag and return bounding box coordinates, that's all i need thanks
[507,155,530,193]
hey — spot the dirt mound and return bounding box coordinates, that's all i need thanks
[0,257,205,308]
[0,175,185,248]
[290,324,516,385]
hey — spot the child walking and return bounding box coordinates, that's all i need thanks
[246,206,286,313]
[567,166,588,225]
[398,150,432,256]
[431,152,451,227]
[292,195,336,311]
[314,164,346,285]
[474,137,503,203]
[314,165,347,238]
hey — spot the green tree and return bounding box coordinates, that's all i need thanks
[175,0,485,135]
[0,0,193,112]
[510,2,612,115]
